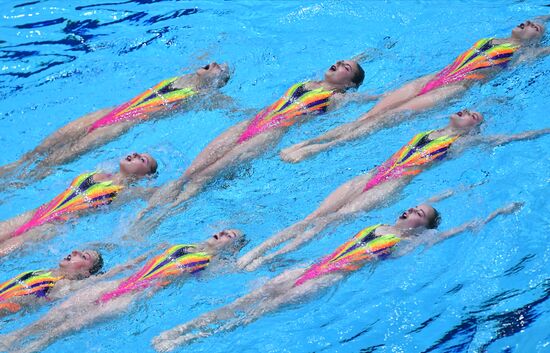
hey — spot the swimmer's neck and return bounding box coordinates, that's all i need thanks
[384,223,422,239]
[172,73,212,90]
[50,268,79,281]
[432,125,471,139]
[195,243,219,256]
[497,36,526,47]
[95,172,142,186]
[309,80,350,92]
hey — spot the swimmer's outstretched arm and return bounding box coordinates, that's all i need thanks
[428,202,523,246]
[453,127,550,155]
[516,46,550,63]
[483,127,550,146]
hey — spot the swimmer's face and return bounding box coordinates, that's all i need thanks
[512,20,544,42]
[196,62,230,88]
[59,249,100,278]
[450,109,483,130]
[205,229,243,251]
[324,60,361,88]
[119,152,157,177]
[396,204,436,229]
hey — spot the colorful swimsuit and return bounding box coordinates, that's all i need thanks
[88,77,196,132]
[295,224,400,286]
[237,82,335,143]
[419,38,519,95]
[0,270,63,312]
[363,130,458,192]
[98,244,211,303]
[12,172,123,237]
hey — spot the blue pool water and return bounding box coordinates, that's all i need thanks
[1,1,549,352]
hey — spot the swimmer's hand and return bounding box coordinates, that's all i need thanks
[484,201,524,224]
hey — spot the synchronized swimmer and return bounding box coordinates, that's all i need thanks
[0,230,244,352]
[0,13,548,353]
[130,59,373,234]
[281,18,550,163]
[152,202,521,352]
[0,249,103,316]
[238,110,550,270]
[0,152,157,256]
[0,62,229,186]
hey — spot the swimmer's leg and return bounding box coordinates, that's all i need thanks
[244,215,342,271]
[384,84,466,114]
[6,280,126,353]
[0,210,35,243]
[35,108,114,154]
[172,128,280,208]
[304,172,373,221]
[239,173,371,270]
[25,120,131,183]
[280,117,384,163]
[360,73,436,120]
[183,120,250,182]
[237,220,312,270]
[249,179,405,268]
[153,269,304,352]
[0,108,113,180]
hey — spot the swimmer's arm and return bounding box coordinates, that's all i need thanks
[429,202,523,245]
[516,46,550,63]
[481,128,550,147]
[203,92,238,111]
[534,15,550,23]
[351,47,386,63]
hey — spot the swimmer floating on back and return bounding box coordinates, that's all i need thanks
[0,230,244,353]
[0,62,229,186]
[0,152,157,257]
[282,18,550,162]
[0,249,103,317]
[239,110,550,270]
[152,202,521,352]
[133,59,375,235]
